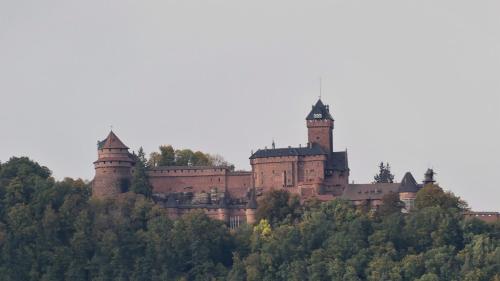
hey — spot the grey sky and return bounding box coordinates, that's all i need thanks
[1,0,499,211]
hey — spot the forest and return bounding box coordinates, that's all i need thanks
[0,156,499,281]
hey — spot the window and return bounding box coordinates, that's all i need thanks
[402,199,415,213]
[229,216,241,229]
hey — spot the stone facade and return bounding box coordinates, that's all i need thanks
[92,98,496,225]
[250,99,349,199]
[92,131,135,198]
[148,166,252,199]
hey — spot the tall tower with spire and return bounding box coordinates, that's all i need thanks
[306,99,334,156]
[92,131,135,198]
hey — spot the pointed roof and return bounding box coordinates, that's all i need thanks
[306,99,334,121]
[399,172,420,193]
[98,131,129,150]
[331,151,349,172]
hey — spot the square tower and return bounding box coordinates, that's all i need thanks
[306,99,334,155]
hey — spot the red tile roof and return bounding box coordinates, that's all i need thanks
[98,131,129,149]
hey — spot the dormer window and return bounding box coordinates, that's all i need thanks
[314,113,322,119]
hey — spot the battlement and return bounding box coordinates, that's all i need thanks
[464,211,500,223]
[148,166,231,177]
[92,98,345,225]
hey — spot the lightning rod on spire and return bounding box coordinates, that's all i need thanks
[319,77,322,100]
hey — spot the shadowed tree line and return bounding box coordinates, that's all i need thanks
[0,157,498,281]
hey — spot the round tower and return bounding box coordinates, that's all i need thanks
[92,131,135,199]
[165,195,179,219]
[245,188,258,224]
[217,197,229,223]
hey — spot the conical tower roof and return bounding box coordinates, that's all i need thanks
[306,99,334,121]
[399,172,419,193]
[98,131,129,150]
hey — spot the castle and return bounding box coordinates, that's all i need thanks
[93,98,494,225]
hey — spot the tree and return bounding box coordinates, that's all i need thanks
[207,154,235,170]
[374,162,395,183]
[170,211,234,280]
[415,184,467,211]
[376,192,404,217]
[147,152,161,168]
[151,145,235,169]
[158,145,176,166]
[192,151,210,166]
[255,190,301,226]
[1,155,499,281]
[175,149,195,166]
[131,147,153,197]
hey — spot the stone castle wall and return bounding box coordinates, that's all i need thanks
[251,155,327,194]
[464,212,500,223]
[148,167,252,199]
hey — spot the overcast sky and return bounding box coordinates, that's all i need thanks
[1,0,499,211]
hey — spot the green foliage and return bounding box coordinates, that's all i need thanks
[255,190,301,226]
[0,157,498,281]
[130,147,153,197]
[0,157,234,281]
[150,145,234,170]
[158,145,176,166]
[376,192,404,217]
[374,162,395,183]
[415,183,468,211]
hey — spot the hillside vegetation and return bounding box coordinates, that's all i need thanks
[0,157,498,281]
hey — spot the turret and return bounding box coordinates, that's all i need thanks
[165,195,179,218]
[306,99,334,156]
[217,197,229,223]
[245,188,258,224]
[399,172,419,213]
[423,169,436,185]
[92,131,135,198]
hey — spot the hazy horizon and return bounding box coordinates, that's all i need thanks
[1,0,499,211]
